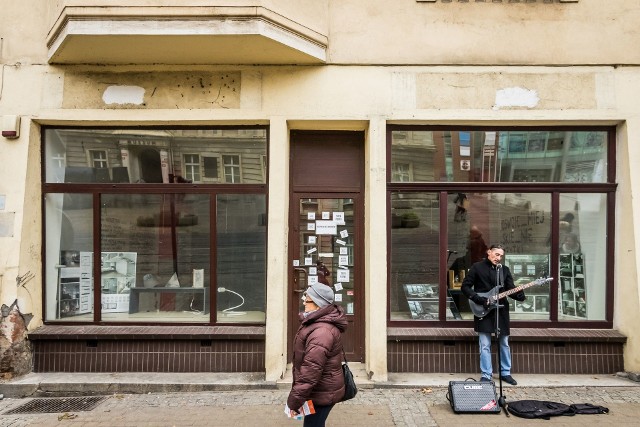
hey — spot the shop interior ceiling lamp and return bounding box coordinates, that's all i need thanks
[2,115,20,139]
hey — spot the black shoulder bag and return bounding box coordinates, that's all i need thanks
[341,349,358,401]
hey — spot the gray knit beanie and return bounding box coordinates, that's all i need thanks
[306,284,334,308]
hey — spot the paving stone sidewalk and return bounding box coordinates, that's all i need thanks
[0,386,639,427]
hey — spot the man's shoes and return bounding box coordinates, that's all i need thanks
[500,375,518,385]
[479,376,492,382]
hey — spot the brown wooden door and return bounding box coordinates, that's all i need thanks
[288,131,365,362]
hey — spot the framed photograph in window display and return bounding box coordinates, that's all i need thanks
[100,252,137,313]
[504,254,550,315]
[559,253,587,319]
[403,284,461,320]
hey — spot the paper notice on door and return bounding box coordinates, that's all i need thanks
[316,220,337,235]
[304,257,313,266]
[333,212,345,224]
[307,223,316,231]
[309,267,317,275]
[337,269,350,282]
[338,255,349,266]
[306,247,317,255]
[307,212,315,220]
[322,211,330,220]
[293,259,300,266]
[334,283,343,291]
[340,229,349,238]
[308,236,317,244]
[340,247,348,255]
[334,293,343,302]
[308,275,318,285]
[335,239,346,246]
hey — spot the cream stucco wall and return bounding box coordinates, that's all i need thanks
[2,0,640,376]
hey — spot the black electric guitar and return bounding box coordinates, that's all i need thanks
[469,277,554,318]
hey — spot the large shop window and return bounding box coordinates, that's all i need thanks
[43,128,268,324]
[388,127,614,325]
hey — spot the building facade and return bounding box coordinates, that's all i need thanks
[1,0,639,381]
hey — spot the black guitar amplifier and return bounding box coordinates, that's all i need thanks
[447,380,501,414]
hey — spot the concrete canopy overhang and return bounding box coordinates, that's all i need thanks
[46,7,327,65]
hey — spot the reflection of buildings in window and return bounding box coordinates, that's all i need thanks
[392,162,412,182]
[47,129,267,185]
[89,149,108,168]
[223,154,241,183]
[203,155,220,181]
[183,153,201,182]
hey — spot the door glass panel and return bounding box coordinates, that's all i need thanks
[297,198,355,315]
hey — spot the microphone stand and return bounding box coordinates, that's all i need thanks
[493,264,509,416]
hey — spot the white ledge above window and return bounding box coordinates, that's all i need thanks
[46,7,327,65]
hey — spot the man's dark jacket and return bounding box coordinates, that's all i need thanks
[461,258,525,335]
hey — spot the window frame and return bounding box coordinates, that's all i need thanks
[386,125,616,329]
[41,125,269,326]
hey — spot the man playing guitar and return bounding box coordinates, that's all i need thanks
[461,244,525,386]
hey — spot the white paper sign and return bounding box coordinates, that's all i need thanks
[307,212,316,220]
[306,247,317,255]
[193,269,204,288]
[340,229,349,239]
[337,269,350,282]
[318,253,334,258]
[340,247,348,255]
[307,223,316,231]
[316,220,337,235]
[334,283,343,291]
[308,236,317,244]
[347,302,354,314]
[333,212,345,223]
[308,275,318,285]
[338,255,349,266]
[293,259,300,266]
[322,211,330,220]
[335,239,346,246]
[304,257,313,266]
[334,293,343,302]
[309,267,317,275]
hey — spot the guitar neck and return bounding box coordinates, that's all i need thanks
[495,280,541,300]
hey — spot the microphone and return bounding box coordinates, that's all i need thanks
[496,263,502,269]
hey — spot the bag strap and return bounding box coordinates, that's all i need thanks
[342,348,348,365]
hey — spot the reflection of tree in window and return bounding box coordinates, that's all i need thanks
[223,155,241,183]
[183,154,201,182]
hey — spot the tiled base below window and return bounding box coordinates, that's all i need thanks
[387,328,626,374]
[33,339,265,373]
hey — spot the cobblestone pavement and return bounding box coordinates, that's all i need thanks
[0,386,639,426]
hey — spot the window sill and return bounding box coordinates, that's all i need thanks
[387,327,626,343]
[28,325,265,340]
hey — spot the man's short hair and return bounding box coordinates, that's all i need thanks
[489,244,505,251]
